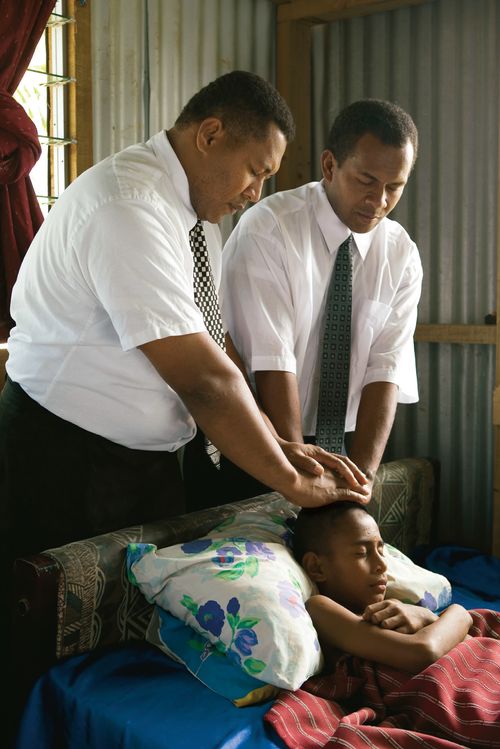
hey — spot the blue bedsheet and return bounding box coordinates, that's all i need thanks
[14,642,286,749]
[413,545,500,611]
[15,545,499,749]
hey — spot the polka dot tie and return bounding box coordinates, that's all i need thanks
[316,235,353,454]
[189,219,225,467]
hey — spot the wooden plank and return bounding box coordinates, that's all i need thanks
[276,19,312,190]
[493,387,500,426]
[67,0,93,180]
[277,0,431,24]
[494,391,500,552]
[493,90,500,555]
[415,324,496,345]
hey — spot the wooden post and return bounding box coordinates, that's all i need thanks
[493,93,500,555]
[67,0,93,180]
[275,17,313,190]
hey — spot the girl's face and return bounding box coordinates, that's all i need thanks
[315,509,388,613]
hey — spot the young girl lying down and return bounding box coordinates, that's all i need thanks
[292,501,472,674]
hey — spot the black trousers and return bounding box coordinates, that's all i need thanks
[0,377,181,556]
[0,377,182,740]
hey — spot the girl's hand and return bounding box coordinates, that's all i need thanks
[363,599,438,633]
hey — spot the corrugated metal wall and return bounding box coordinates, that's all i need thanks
[311,0,500,550]
[92,0,147,157]
[91,0,500,550]
[92,0,276,239]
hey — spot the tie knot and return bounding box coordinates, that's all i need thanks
[190,220,207,257]
[339,234,353,254]
[190,219,203,239]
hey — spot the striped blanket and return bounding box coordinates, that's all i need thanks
[264,609,500,749]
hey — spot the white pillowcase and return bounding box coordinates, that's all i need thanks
[385,543,451,610]
[130,534,323,690]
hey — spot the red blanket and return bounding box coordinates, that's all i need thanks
[264,609,500,749]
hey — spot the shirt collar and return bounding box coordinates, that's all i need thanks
[313,180,376,260]
[148,130,198,230]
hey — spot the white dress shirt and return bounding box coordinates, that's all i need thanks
[221,181,422,436]
[8,131,221,450]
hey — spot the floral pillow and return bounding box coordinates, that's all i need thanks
[127,531,323,692]
[146,606,280,706]
[207,492,295,546]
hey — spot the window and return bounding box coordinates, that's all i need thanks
[0,0,92,343]
[13,0,92,215]
[13,1,74,215]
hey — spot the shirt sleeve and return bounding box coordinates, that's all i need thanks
[221,221,297,375]
[75,198,206,350]
[362,243,423,403]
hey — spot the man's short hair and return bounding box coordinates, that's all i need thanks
[175,70,295,144]
[326,99,418,166]
[292,501,371,565]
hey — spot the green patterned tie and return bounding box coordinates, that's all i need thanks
[316,235,353,454]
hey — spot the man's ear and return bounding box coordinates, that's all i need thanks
[320,149,337,182]
[301,551,327,582]
[196,117,224,154]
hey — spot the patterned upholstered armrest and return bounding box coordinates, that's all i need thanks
[12,457,436,694]
[370,457,436,552]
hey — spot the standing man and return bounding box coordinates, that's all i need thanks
[1,71,369,738]
[222,99,422,500]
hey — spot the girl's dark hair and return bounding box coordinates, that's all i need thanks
[292,501,371,565]
[175,70,295,144]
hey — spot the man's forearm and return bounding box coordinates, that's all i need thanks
[348,381,398,478]
[224,339,368,486]
[163,349,299,493]
[254,370,304,442]
[224,335,281,441]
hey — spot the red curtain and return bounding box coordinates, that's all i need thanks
[0,0,56,339]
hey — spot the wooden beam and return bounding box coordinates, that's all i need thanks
[415,324,496,345]
[493,88,500,555]
[493,387,500,426]
[67,0,93,180]
[276,18,312,190]
[276,0,432,24]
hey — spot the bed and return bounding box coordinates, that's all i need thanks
[11,457,500,749]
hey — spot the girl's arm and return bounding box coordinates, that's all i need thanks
[306,595,472,674]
